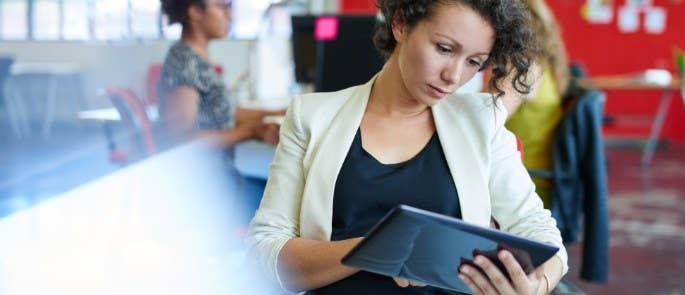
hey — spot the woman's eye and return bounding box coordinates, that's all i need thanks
[468,59,482,68]
[436,44,451,53]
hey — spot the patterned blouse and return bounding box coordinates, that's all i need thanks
[158,42,234,130]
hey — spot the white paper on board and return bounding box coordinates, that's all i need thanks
[644,7,666,34]
[618,6,640,33]
[587,4,614,24]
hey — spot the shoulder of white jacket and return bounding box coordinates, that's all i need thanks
[441,92,508,134]
[293,84,366,116]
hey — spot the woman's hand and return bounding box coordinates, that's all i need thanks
[392,277,427,288]
[458,250,546,295]
[253,122,280,145]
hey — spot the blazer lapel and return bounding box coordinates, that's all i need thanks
[299,80,373,240]
[432,98,491,226]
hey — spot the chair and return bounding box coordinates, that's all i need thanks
[107,87,157,161]
[0,57,17,132]
[0,57,13,106]
[145,63,163,107]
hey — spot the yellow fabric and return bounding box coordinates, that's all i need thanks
[506,68,562,208]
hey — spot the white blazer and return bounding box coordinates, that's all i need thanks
[247,76,568,290]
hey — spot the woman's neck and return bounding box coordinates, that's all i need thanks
[181,28,211,60]
[368,55,429,118]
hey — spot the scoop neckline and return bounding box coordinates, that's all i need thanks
[357,128,438,168]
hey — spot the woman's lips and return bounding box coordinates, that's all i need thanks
[429,85,450,99]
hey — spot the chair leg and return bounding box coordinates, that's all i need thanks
[41,75,58,138]
[8,82,31,138]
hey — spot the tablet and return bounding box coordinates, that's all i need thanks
[341,205,559,293]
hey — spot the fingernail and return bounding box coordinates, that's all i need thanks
[458,274,466,281]
[474,256,484,265]
[499,251,508,259]
[460,266,469,274]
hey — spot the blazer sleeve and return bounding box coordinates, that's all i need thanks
[246,95,307,289]
[487,106,569,275]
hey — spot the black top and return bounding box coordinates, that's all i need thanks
[308,129,462,295]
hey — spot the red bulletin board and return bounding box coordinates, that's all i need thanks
[340,0,685,142]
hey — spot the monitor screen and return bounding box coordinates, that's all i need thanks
[291,15,317,84]
[314,15,385,92]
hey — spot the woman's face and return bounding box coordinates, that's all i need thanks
[197,0,232,39]
[392,3,494,106]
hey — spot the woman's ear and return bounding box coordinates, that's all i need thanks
[187,4,203,24]
[391,15,407,44]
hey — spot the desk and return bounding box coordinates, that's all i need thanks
[577,76,684,168]
[77,106,276,178]
[0,141,278,294]
[77,105,159,122]
[234,140,276,179]
[4,62,83,138]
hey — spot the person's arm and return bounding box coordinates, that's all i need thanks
[277,237,363,292]
[234,107,286,125]
[161,86,277,147]
[247,95,347,292]
[486,100,569,288]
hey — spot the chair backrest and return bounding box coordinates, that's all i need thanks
[145,63,163,107]
[107,87,156,158]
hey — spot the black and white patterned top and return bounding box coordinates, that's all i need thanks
[158,42,234,130]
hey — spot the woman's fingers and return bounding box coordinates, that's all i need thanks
[409,280,427,287]
[459,272,484,295]
[393,277,409,288]
[473,255,516,295]
[459,264,497,295]
[498,250,536,293]
[392,277,426,288]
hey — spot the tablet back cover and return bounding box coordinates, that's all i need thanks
[341,205,559,293]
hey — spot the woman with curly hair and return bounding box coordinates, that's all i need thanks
[158,0,281,149]
[247,0,567,294]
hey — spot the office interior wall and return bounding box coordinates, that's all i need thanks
[0,40,250,121]
[549,0,685,142]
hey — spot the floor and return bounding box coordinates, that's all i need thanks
[1,118,684,294]
[0,119,121,218]
[564,145,685,294]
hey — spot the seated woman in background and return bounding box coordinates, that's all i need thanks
[247,0,568,294]
[158,0,281,149]
[500,0,571,208]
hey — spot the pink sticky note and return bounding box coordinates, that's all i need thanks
[315,16,339,41]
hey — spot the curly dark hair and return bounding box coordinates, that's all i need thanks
[161,0,206,25]
[373,0,540,98]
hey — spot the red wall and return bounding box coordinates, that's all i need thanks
[549,0,685,142]
[340,0,685,142]
[341,0,377,13]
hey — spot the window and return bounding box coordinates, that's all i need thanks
[0,0,28,40]
[131,0,160,39]
[62,0,89,40]
[32,0,60,40]
[93,1,128,40]
[0,0,289,41]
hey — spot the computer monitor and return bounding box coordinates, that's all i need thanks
[314,15,385,92]
[291,15,317,84]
